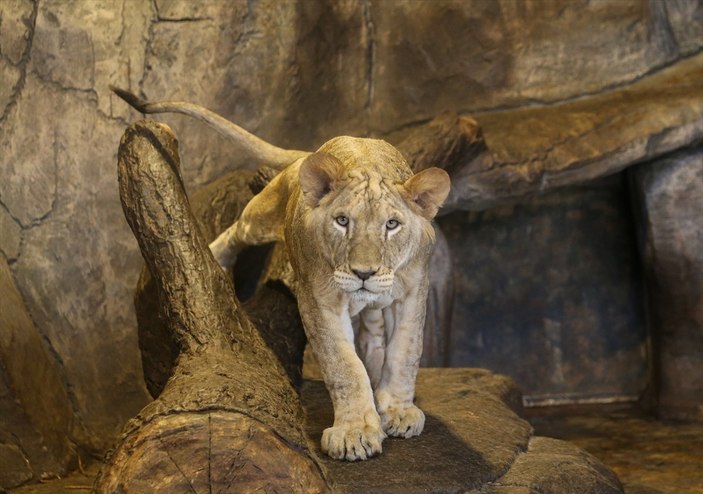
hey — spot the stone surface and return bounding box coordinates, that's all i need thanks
[0,0,36,122]
[630,147,703,419]
[1,0,153,454]
[0,372,65,491]
[0,443,32,490]
[5,83,151,448]
[370,0,685,129]
[439,176,648,404]
[1,0,701,468]
[665,0,703,54]
[0,257,75,490]
[303,368,623,493]
[0,206,22,261]
[530,406,703,494]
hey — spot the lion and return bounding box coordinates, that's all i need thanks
[112,87,451,461]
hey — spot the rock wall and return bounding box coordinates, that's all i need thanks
[630,148,703,419]
[1,0,702,485]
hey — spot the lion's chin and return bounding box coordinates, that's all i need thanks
[349,287,380,303]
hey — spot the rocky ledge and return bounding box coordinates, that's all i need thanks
[303,368,623,494]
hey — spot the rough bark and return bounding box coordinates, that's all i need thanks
[133,167,272,397]
[93,120,325,493]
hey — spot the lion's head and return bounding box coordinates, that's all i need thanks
[296,136,450,299]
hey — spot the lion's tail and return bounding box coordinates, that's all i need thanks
[110,86,310,168]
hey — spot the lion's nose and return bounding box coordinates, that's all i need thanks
[353,269,376,281]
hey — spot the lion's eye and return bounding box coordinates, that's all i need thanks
[386,219,400,230]
[335,215,349,227]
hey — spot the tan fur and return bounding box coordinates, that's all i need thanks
[211,136,450,461]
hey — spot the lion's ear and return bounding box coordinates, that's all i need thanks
[403,167,451,219]
[299,153,346,207]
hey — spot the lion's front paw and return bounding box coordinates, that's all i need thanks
[321,418,385,461]
[379,403,425,438]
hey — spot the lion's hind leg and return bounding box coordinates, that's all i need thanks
[209,221,244,268]
[209,166,293,268]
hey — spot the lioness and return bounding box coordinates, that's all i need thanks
[112,88,451,461]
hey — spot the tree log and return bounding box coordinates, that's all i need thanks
[134,167,281,397]
[93,120,326,493]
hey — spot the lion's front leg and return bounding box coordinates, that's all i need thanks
[375,286,426,439]
[300,294,385,461]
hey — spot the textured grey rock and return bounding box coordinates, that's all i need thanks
[0,0,35,121]
[0,207,22,261]
[3,78,150,451]
[32,6,95,91]
[665,0,703,54]
[630,148,703,419]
